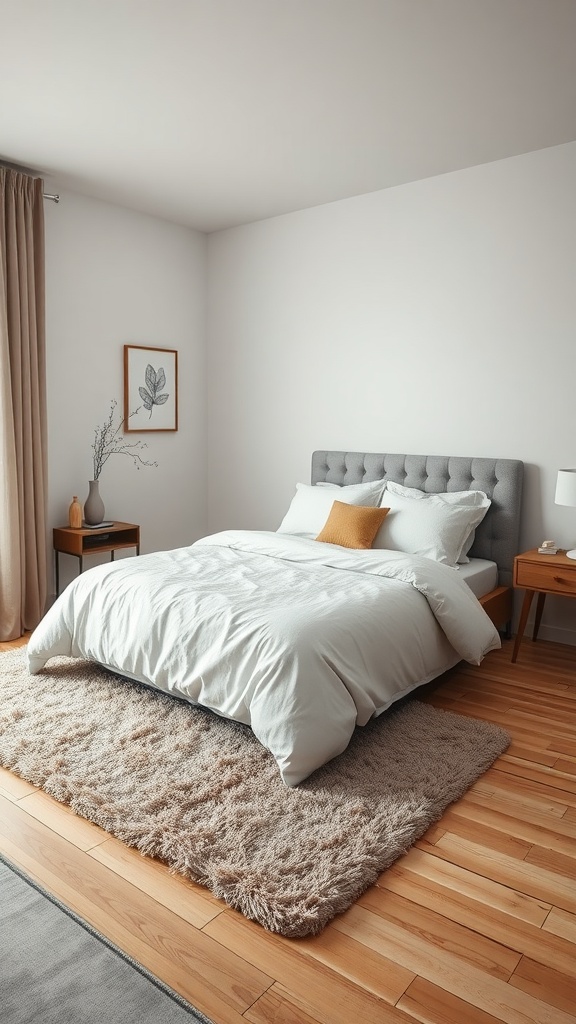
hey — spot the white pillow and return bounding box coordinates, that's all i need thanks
[384,481,491,563]
[277,480,384,536]
[316,477,386,496]
[374,489,490,566]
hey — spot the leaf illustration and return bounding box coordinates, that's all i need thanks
[140,366,170,417]
[145,364,157,394]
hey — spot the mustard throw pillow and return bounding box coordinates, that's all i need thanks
[315,501,390,549]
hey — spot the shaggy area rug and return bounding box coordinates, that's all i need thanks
[0,650,510,937]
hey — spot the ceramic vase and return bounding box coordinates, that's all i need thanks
[68,496,83,529]
[84,480,105,526]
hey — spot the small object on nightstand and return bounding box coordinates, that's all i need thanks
[68,496,83,529]
[538,540,558,554]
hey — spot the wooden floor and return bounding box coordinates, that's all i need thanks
[1,634,575,1024]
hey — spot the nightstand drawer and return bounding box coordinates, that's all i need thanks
[515,561,576,594]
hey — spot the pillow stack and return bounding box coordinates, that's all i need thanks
[276,476,491,566]
[372,481,491,565]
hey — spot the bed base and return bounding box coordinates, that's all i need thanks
[479,585,513,637]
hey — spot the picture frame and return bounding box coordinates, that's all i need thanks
[124,345,178,432]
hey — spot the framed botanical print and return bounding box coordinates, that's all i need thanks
[124,345,178,432]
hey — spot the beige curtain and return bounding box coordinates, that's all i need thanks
[0,168,48,641]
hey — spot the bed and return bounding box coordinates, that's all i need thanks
[27,450,523,787]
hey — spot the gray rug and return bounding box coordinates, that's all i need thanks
[0,853,212,1024]
[0,649,510,937]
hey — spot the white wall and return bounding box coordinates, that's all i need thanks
[207,141,576,644]
[45,189,207,593]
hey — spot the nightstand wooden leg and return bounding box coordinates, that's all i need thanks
[55,552,60,597]
[512,589,535,663]
[532,592,546,642]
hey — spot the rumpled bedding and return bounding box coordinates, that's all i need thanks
[27,530,500,785]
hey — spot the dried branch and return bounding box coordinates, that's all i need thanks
[91,399,158,480]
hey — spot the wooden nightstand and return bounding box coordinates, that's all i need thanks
[53,521,140,596]
[512,549,576,662]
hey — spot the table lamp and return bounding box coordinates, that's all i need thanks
[555,469,576,559]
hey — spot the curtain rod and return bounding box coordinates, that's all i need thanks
[43,193,60,203]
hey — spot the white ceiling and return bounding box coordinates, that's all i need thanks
[1,0,575,233]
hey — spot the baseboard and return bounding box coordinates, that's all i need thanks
[525,622,576,648]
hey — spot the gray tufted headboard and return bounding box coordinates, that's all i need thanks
[311,451,524,588]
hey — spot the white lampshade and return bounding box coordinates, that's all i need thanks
[555,469,576,507]
[555,469,576,559]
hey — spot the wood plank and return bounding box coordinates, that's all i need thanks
[434,699,576,743]
[415,814,532,860]
[335,903,576,1024]
[398,976,504,1024]
[375,852,576,979]
[431,668,576,714]
[458,787,576,834]
[89,836,224,929]
[354,887,521,981]
[419,833,576,914]
[550,741,576,757]
[447,680,575,712]
[449,674,572,700]
[542,907,576,944]
[491,758,576,797]
[245,985,324,1024]
[458,654,576,682]
[380,846,551,926]
[474,771,572,816]
[19,790,110,850]
[503,745,558,768]
[508,708,576,740]
[457,689,576,720]
[524,844,576,881]
[448,692,515,712]
[509,957,576,1015]
[435,796,576,858]
[292,925,416,1005]
[420,822,446,845]
[440,685,571,710]
[204,910,415,1024]
[0,766,37,801]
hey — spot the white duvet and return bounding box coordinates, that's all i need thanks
[27,530,500,785]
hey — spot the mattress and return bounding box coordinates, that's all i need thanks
[458,558,499,599]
